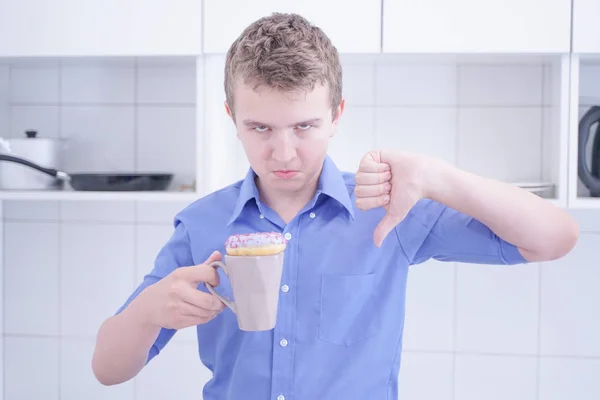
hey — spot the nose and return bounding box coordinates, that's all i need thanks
[271,132,296,163]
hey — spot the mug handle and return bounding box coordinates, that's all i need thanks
[204,260,237,314]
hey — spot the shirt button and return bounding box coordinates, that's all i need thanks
[281,285,289,293]
[280,339,288,347]
[277,396,285,400]
[309,212,315,218]
[284,232,292,240]
[259,214,265,219]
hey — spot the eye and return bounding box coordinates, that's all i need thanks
[254,126,269,132]
[296,124,312,130]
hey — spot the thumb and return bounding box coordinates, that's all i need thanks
[373,212,405,248]
[359,151,389,173]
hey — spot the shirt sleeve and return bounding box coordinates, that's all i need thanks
[115,217,194,363]
[399,200,528,266]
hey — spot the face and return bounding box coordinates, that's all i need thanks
[225,81,344,198]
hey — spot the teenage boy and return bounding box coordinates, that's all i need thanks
[92,12,579,400]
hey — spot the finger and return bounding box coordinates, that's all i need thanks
[203,250,222,264]
[355,194,390,210]
[374,211,407,247]
[359,152,390,173]
[177,313,219,328]
[180,263,221,286]
[178,300,221,318]
[355,170,391,185]
[180,287,225,312]
[355,181,391,198]
[359,160,390,173]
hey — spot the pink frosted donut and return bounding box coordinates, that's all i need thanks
[225,232,287,256]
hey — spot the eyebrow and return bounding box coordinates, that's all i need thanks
[242,118,323,128]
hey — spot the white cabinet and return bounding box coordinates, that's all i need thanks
[0,0,202,56]
[203,0,381,54]
[383,0,572,53]
[572,0,600,53]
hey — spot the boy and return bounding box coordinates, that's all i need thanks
[92,13,578,400]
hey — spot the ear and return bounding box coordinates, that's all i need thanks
[332,99,345,125]
[330,98,345,137]
[224,101,241,139]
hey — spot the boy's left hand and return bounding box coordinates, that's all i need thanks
[354,150,429,247]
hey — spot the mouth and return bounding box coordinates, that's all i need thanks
[273,170,298,179]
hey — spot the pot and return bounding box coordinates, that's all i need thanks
[0,153,173,192]
[0,130,62,190]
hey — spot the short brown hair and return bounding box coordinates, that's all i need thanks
[224,13,342,120]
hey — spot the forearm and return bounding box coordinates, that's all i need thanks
[92,290,161,385]
[424,158,579,262]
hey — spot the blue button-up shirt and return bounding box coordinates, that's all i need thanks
[117,155,527,399]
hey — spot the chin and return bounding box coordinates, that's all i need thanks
[269,175,306,189]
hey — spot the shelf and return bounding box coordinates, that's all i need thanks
[547,198,562,208]
[0,53,580,208]
[0,55,203,204]
[569,197,600,209]
[0,190,200,202]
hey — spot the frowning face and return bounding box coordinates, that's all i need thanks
[226,81,344,198]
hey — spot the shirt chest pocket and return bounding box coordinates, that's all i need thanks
[318,273,382,347]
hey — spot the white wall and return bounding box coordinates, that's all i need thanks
[1,55,600,400]
[0,65,8,138]
[3,58,197,190]
[1,58,206,400]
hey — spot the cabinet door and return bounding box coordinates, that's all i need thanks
[203,0,381,54]
[383,0,571,53]
[0,0,202,56]
[573,0,600,53]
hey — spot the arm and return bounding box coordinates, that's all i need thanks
[354,150,579,262]
[92,291,162,385]
[92,254,222,386]
[91,221,192,385]
[423,157,579,262]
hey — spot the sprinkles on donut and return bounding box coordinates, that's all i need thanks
[225,232,287,256]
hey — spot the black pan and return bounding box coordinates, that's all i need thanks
[0,154,173,191]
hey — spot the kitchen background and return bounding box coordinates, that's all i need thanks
[0,1,599,400]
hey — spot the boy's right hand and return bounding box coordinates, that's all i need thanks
[137,250,226,330]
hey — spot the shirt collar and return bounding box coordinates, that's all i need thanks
[227,155,355,226]
[316,155,355,219]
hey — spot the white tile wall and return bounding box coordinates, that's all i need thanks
[0,64,9,138]
[4,222,60,336]
[457,107,543,181]
[4,58,197,190]
[539,357,600,400]
[455,262,539,355]
[454,354,538,400]
[398,352,454,400]
[403,260,454,352]
[0,55,598,400]
[4,337,60,399]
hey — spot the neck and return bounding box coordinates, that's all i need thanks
[256,174,320,224]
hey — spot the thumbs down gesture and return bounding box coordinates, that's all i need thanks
[355,150,428,247]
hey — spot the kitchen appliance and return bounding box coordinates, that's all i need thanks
[0,153,173,191]
[0,130,62,190]
[578,105,600,197]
